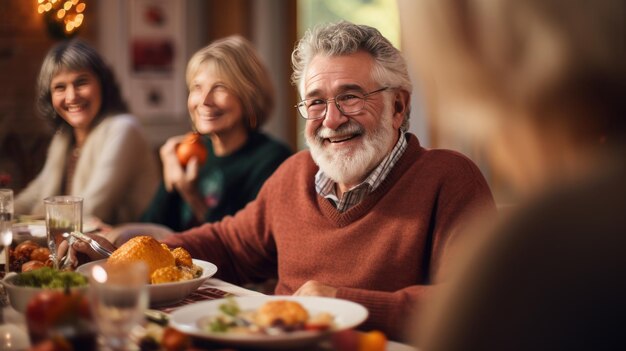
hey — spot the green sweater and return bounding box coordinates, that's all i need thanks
[141,132,291,231]
[163,134,496,340]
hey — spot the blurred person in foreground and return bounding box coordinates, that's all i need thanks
[76,22,495,340]
[14,39,159,225]
[141,36,292,231]
[398,0,626,349]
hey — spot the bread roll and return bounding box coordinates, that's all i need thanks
[107,236,175,276]
[255,300,309,327]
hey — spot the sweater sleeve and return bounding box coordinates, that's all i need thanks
[77,116,157,223]
[14,169,46,216]
[14,133,67,216]
[161,186,278,286]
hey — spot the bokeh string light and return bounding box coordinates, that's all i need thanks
[36,0,86,36]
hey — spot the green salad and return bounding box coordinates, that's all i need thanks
[13,267,88,288]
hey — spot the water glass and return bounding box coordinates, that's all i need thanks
[44,196,83,270]
[0,189,14,274]
[88,261,149,351]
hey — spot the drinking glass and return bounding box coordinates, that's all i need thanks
[88,261,149,351]
[1,190,28,350]
[44,196,82,270]
[0,189,13,274]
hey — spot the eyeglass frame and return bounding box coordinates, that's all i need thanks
[294,87,389,120]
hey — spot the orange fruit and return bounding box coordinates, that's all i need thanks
[359,330,387,351]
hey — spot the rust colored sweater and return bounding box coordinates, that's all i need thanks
[163,134,495,340]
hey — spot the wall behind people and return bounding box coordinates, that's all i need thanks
[98,0,297,151]
[1,0,298,194]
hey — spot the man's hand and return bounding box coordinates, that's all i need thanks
[293,280,338,297]
[69,234,117,267]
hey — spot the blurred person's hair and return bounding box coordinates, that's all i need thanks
[291,21,413,131]
[407,0,625,144]
[186,35,274,130]
[36,39,129,130]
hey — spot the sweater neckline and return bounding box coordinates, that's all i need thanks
[316,134,423,226]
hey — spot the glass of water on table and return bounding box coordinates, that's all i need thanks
[44,196,83,270]
[1,188,14,274]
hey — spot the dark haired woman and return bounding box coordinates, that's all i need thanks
[15,39,159,224]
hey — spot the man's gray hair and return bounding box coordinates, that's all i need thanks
[292,21,413,130]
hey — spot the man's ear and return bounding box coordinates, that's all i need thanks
[392,90,410,129]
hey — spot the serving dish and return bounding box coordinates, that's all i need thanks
[76,258,218,306]
[0,272,88,313]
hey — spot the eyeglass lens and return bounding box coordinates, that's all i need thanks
[299,93,365,120]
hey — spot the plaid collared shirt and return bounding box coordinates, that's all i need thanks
[315,131,408,212]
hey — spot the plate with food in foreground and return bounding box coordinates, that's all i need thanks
[76,236,217,305]
[169,296,368,349]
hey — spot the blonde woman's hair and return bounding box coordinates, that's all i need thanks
[407,0,625,141]
[186,35,274,130]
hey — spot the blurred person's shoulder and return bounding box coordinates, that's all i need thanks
[411,144,488,184]
[247,132,292,159]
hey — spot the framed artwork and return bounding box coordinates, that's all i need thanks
[126,0,186,120]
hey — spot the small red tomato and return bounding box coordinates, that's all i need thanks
[26,290,93,345]
[176,132,208,167]
[161,327,190,351]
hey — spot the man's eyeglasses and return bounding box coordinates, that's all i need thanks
[295,87,388,120]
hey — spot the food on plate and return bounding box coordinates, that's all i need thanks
[204,298,335,334]
[255,300,310,328]
[106,235,202,285]
[21,260,46,272]
[30,247,51,262]
[151,266,193,284]
[171,247,192,267]
[12,267,88,288]
[8,240,51,272]
[14,240,40,259]
[107,236,175,275]
[176,132,208,167]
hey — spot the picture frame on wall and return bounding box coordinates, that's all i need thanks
[127,0,186,121]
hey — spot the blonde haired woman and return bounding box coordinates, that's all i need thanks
[142,36,291,231]
[399,0,625,349]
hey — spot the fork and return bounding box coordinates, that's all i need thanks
[63,231,113,257]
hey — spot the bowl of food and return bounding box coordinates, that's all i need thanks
[0,268,89,313]
[76,236,218,306]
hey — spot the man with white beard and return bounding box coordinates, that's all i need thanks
[78,21,495,341]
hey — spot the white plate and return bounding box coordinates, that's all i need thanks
[76,258,218,306]
[169,296,368,349]
[82,215,99,233]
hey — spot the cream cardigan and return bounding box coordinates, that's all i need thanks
[15,114,159,224]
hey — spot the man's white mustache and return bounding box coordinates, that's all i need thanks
[315,122,364,141]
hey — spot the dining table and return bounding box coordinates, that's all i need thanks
[1,276,418,351]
